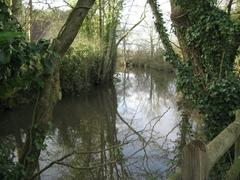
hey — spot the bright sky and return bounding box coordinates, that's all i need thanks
[27,0,231,50]
[120,0,172,50]
[28,0,173,50]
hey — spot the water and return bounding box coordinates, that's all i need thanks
[0,68,181,180]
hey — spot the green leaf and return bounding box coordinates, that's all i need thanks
[0,52,10,64]
[0,32,24,42]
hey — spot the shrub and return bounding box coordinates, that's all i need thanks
[60,45,100,94]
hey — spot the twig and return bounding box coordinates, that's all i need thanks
[116,111,146,143]
[30,151,75,179]
[116,16,145,46]
[162,122,180,146]
[116,0,148,46]
[31,143,128,179]
[56,159,122,170]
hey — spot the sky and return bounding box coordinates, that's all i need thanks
[27,0,173,50]
[120,0,172,50]
[27,0,231,51]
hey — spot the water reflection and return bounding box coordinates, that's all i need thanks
[48,84,126,180]
[0,69,180,180]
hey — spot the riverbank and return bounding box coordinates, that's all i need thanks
[117,56,174,72]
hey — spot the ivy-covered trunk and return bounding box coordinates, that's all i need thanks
[170,0,240,137]
[169,0,240,178]
[148,0,180,67]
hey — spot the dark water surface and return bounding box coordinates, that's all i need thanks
[0,69,180,180]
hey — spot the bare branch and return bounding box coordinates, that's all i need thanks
[116,111,146,143]
[227,0,234,15]
[116,0,148,46]
[116,16,146,47]
[30,152,75,179]
[31,143,128,179]
[56,159,122,170]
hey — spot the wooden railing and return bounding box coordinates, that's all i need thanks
[181,110,240,180]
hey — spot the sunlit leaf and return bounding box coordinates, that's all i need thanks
[0,32,24,42]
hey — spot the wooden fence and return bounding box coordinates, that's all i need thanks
[181,110,240,180]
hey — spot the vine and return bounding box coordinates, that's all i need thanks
[0,0,56,107]
[173,0,240,178]
[175,0,240,137]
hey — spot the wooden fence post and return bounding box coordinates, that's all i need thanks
[235,111,240,160]
[182,140,209,180]
[234,110,240,180]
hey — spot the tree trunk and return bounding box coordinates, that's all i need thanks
[148,0,179,67]
[170,0,206,76]
[19,0,96,177]
[150,27,154,60]
[12,0,22,19]
[27,0,32,42]
[98,0,121,82]
[169,0,240,77]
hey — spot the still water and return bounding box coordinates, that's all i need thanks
[0,69,181,180]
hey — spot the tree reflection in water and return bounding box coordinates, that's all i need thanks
[0,69,180,180]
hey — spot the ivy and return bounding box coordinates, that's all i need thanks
[0,0,57,106]
[175,0,240,133]
[173,0,240,178]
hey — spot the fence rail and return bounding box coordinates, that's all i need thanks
[181,110,240,180]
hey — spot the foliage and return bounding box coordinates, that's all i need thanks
[0,138,25,180]
[60,0,124,93]
[0,122,52,179]
[149,0,181,67]
[172,0,240,178]
[60,44,101,94]
[0,0,56,107]
[0,32,24,42]
[175,0,240,136]
[123,48,173,70]
[30,9,69,41]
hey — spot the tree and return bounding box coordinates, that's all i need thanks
[148,0,180,67]
[149,0,240,178]
[16,0,96,177]
[12,0,22,19]
[169,0,240,134]
[97,0,124,82]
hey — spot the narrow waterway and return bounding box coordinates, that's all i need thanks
[0,68,181,180]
